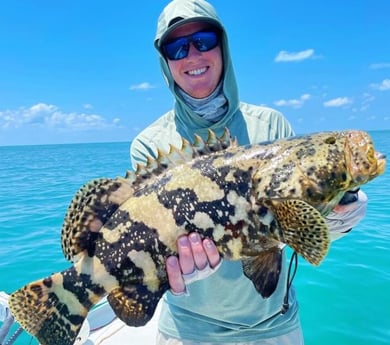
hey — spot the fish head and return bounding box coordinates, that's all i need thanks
[252,130,386,215]
[294,130,386,213]
[344,130,386,185]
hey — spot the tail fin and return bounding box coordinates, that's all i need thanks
[9,271,91,345]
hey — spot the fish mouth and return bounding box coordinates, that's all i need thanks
[375,151,386,176]
[347,131,386,184]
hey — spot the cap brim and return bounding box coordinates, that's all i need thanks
[157,17,222,48]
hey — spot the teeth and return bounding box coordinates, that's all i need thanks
[188,67,207,76]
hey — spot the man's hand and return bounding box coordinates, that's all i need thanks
[166,233,221,295]
[327,190,368,236]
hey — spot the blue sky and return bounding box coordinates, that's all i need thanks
[1,0,389,146]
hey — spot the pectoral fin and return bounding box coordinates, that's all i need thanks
[242,247,282,298]
[266,199,330,265]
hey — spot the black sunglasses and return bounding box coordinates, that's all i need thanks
[162,30,219,61]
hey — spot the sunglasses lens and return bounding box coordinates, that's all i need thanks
[192,31,218,52]
[163,37,190,60]
[162,31,219,61]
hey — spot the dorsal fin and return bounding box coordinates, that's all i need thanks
[125,128,236,185]
[63,129,235,262]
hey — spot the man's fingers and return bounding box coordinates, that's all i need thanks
[188,233,208,270]
[177,236,195,274]
[167,234,222,294]
[166,256,186,294]
[202,238,220,268]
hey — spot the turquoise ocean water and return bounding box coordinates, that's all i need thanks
[0,131,389,344]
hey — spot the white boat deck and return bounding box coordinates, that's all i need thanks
[81,300,161,345]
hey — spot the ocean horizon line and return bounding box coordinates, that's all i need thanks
[1,128,389,149]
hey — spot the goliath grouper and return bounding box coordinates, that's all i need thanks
[9,129,386,345]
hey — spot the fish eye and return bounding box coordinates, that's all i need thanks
[324,136,336,144]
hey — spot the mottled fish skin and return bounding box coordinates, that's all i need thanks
[9,129,386,345]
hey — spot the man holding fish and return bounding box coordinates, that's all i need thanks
[130,0,369,344]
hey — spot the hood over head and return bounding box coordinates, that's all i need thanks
[154,0,240,134]
[155,0,222,50]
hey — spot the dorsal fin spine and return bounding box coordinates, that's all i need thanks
[127,128,235,186]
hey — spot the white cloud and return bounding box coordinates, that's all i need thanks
[30,103,56,114]
[83,103,93,109]
[274,49,315,62]
[0,103,119,131]
[369,63,390,70]
[359,93,375,112]
[323,97,353,108]
[274,94,311,108]
[362,92,375,101]
[129,82,155,90]
[353,93,375,113]
[370,79,390,91]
